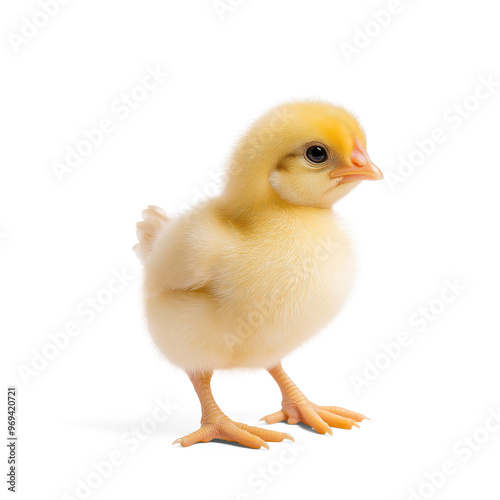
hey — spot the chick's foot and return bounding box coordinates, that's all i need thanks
[261,363,368,435]
[173,370,292,449]
[261,403,365,434]
[173,416,293,449]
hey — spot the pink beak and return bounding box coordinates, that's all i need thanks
[329,136,383,185]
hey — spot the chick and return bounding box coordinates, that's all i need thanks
[134,100,383,449]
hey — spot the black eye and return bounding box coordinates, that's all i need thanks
[306,145,328,164]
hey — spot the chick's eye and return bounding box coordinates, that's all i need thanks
[306,145,328,164]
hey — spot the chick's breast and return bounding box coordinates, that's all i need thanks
[214,209,354,364]
[144,207,355,372]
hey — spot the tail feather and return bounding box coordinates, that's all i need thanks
[133,205,169,263]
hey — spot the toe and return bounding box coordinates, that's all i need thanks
[172,424,218,447]
[260,410,286,424]
[301,407,332,435]
[317,409,359,429]
[319,406,368,422]
[236,423,294,443]
[219,421,269,449]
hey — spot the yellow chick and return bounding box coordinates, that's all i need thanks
[134,100,383,449]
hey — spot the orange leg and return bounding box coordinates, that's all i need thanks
[173,370,293,449]
[261,363,368,434]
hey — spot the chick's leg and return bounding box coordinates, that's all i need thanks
[261,363,367,434]
[173,370,293,449]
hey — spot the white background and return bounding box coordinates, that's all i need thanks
[2,0,500,499]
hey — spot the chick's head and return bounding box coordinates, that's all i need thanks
[226,100,383,211]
